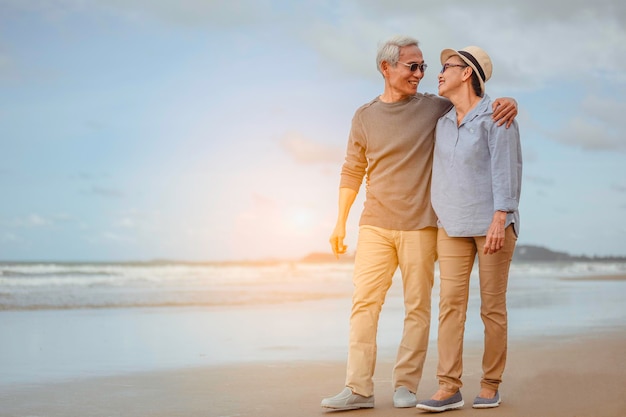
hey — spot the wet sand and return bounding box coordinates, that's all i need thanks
[2,330,624,417]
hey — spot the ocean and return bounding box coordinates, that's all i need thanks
[1,261,625,386]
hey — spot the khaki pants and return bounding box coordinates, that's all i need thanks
[345,225,437,396]
[436,226,517,392]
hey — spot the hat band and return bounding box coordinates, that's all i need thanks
[458,51,485,82]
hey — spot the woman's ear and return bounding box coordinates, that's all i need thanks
[462,66,473,82]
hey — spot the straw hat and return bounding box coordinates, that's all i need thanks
[440,46,492,96]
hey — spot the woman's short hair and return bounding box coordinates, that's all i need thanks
[470,71,483,97]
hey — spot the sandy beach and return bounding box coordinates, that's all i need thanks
[1,330,623,417]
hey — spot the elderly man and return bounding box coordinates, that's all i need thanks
[322,35,517,411]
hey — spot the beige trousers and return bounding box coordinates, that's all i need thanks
[345,225,437,396]
[436,226,517,392]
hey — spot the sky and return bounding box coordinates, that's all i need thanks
[1,0,625,262]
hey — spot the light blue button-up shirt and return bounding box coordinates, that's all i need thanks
[431,94,522,237]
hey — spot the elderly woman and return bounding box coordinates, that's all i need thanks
[416,46,522,412]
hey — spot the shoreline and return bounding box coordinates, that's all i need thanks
[560,273,626,281]
[1,330,624,417]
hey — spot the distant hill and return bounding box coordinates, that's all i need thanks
[513,245,626,262]
[300,245,626,263]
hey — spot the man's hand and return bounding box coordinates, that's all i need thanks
[484,211,507,255]
[330,188,358,259]
[329,224,348,259]
[492,98,518,128]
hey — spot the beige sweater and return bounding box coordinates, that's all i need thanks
[340,93,451,231]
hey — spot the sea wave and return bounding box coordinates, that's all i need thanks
[0,261,624,311]
[511,261,626,277]
[0,262,357,310]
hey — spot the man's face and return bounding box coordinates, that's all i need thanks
[385,45,425,99]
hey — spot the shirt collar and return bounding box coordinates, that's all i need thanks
[443,94,491,125]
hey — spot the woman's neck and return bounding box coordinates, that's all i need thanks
[448,90,481,125]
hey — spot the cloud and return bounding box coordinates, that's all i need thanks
[0,0,84,23]
[117,217,135,228]
[279,131,344,164]
[1,0,277,24]
[28,214,50,227]
[101,231,135,244]
[84,120,109,132]
[111,209,163,232]
[9,214,53,228]
[71,172,109,180]
[0,33,22,82]
[1,232,22,243]
[86,186,125,198]
[295,1,626,89]
[581,95,625,127]
[520,145,540,164]
[357,0,625,23]
[5,1,625,88]
[551,118,624,151]
[2,212,79,232]
[550,95,626,151]
[94,0,278,28]
[612,184,626,193]
[0,51,14,79]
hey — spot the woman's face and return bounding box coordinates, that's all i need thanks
[437,57,469,98]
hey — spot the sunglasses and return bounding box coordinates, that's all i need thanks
[440,63,468,74]
[397,61,428,73]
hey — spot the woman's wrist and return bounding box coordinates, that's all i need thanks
[494,211,507,223]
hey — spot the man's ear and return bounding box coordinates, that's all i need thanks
[380,61,389,77]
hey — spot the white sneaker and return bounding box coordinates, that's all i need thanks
[321,387,375,410]
[393,386,417,408]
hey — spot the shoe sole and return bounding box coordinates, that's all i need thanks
[394,402,418,408]
[473,400,501,409]
[321,404,374,410]
[416,400,464,412]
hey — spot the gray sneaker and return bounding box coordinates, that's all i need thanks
[321,387,375,410]
[393,386,417,408]
[473,391,501,409]
[416,390,464,412]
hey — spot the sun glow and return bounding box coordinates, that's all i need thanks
[286,207,316,234]
[231,199,329,259]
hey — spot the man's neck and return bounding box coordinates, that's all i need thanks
[379,90,412,103]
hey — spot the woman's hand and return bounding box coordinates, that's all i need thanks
[484,211,507,254]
